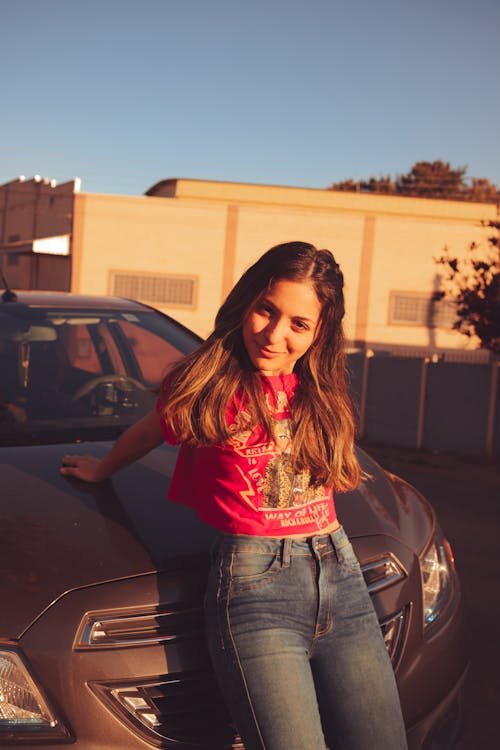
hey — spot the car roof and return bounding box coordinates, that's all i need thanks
[1,290,150,311]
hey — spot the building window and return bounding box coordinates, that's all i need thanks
[389,292,456,328]
[110,271,197,308]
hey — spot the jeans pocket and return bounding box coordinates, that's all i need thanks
[230,549,280,581]
[336,539,362,573]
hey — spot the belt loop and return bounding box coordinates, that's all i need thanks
[328,532,340,564]
[329,526,346,564]
[281,537,292,568]
[326,532,336,560]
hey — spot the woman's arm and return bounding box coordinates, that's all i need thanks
[60,408,165,482]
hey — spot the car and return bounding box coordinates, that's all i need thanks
[0,289,468,749]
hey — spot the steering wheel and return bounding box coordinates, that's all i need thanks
[71,375,149,402]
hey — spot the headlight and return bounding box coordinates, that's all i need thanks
[0,647,69,742]
[420,530,457,630]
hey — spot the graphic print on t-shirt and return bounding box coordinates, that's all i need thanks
[227,390,325,512]
[159,373,336,534]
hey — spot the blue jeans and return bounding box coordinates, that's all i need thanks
[204,526,408,750]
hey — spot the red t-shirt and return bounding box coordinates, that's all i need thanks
[156,373,337,536]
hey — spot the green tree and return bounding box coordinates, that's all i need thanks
[467,177,500,204]
[329,160,500,203]
[332,176,395,194]
[395,160,467,199]
[435,219,500,354]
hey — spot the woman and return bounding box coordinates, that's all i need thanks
[61,242,407,750]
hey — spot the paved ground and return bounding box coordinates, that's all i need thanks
[362,443,500,750]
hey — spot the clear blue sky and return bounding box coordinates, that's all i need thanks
[2,0,499,196]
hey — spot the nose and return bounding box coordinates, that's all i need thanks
[263,316,285,344]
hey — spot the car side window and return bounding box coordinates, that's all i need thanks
[93,323,127,376]
[58,324,101,374]
[0,306,199,443]
[117,319,184,387]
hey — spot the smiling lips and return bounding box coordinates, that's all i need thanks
[257,346,285,357]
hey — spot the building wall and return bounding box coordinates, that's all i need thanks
[364,211,492,350]
[0,176,76,291]
[3,176,497,354]
[72,179,497,352]
[0,176,75,247]
[71,192,229,335]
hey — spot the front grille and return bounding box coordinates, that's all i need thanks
[86,553,408,746]
[76,603,204,649]
[380,609,408,666]
[362,555,406,594]
[91,671,244,749]
[91,606,408,750]
[361,555,408,666]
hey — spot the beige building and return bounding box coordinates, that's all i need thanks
[1,175,497,360]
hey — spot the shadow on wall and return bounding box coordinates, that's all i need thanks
[426,273,444,350]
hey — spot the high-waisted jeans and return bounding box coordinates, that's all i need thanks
[204,526,408,750]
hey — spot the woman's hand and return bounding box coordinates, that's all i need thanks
[60,455,107,483]
[60,409,164,483]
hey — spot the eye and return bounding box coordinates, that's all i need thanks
[257,303,274,316]
[292,319,309,331]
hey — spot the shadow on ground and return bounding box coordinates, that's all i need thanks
[362,442,500,750]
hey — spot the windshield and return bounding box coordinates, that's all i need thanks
[0,304,200,446]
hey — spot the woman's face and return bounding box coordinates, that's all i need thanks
[242,279,322,375]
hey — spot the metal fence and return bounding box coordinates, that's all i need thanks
[347,351,500,458]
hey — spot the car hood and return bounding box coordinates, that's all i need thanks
[0,442,432,639]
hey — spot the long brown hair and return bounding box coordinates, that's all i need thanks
[160,241,361,491]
